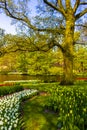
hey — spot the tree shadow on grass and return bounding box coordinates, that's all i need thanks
[21,95,58,130]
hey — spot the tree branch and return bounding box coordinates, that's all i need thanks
[4,1,37,29]
[75,42,87,45]
[0,1,40,31]
[75,8,87,20]
[80,2,87,5]
[75,24,87,28]
[43,0,66,17]
[0,0,65,35]
[73,0,80,13]
[40,37,65,52]
[57,0,66,16]
[65,0,72,9]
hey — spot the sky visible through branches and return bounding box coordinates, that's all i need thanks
[0,0,38,34]
[0,0,87,34]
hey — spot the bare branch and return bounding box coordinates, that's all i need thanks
[40,37,65,52]
[65,0,72,9]
[3,1,37,29]
[4,1,24,20]
[80,2,87,5]
[43,0,66,17]
[75,24,87,28]
[73,0,80,13]
[75,8,87,20]
[57,0,66,16]
[55,42,65,52]
[75,42,87,45]
[0,0,65,34]
[0,1,39,30]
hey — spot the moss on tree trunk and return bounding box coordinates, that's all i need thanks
[60,13,75,85]
[60,53,74,85]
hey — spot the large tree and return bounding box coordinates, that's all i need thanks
[0,0,87,85]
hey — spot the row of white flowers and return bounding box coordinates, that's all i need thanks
[0,89,38,130]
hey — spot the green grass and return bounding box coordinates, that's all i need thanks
[21,94,58,130]
[1,80,87,129]
[22,82,59,92]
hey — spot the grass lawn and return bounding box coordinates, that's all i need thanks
[21,93,58,130]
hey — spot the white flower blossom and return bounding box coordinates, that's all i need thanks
[0,89,38,129]
[0,121,3,125]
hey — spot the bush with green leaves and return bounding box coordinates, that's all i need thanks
[45,85,87,130]
[0,85,24,96]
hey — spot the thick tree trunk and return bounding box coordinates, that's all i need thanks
[60,12,75,85]
[60,52,74,85]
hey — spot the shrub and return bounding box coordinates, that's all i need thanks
[0,85,24,96]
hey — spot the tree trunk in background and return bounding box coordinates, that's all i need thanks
[60,13,75,85]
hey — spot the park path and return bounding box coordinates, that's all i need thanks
[21,92,58,130]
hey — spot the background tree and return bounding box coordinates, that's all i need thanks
[0,45,64,76]
[0,28,5,56]
[0,53,18,73]
[0,0,87,84]
[81,22,87,43]
[17,52,28,73]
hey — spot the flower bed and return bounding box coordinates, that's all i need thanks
[45,85,87,130]
[0,83,15,87]
[4,80,41,85]
[0,89,38,130]
[76,77,87,81]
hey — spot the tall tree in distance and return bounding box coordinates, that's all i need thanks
[0,28,5,56]
[0,0,87,85]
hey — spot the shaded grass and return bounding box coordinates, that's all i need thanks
[21,94,58,130]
